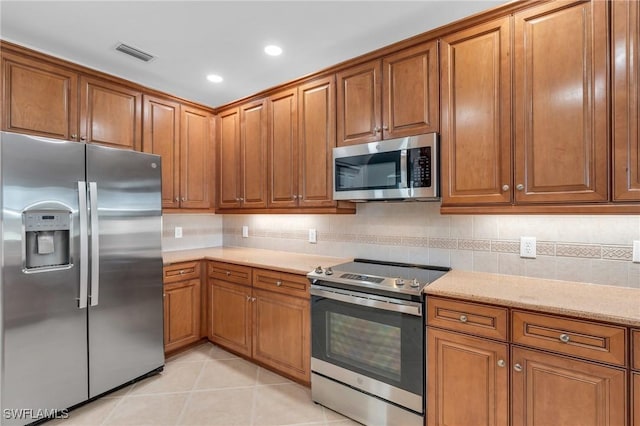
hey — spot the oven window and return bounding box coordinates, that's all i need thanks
[327,312,401,381]
[335,151,400,191]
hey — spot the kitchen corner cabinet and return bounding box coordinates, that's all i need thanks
[336,40,438,147]
[179,105,214,209]
[217,107,241,209]
[441,0,609,208]
[613,0,640,202]
[208,261,311,384]
[163,261,202,354]
[1,51,78,140]
[268,88,299,208]
[241,99,268,208]
[427,296,630,426]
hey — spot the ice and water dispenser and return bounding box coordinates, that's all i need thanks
[23,210,71,270]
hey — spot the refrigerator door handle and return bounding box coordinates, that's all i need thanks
[78,181,89,309]
[89,181,100,306]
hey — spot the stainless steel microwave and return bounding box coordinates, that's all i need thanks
[333,133,439,201]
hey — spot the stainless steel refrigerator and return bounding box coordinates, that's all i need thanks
[0,131,164,425]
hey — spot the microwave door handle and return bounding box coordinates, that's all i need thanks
[77,181,89,309]
[400,149,408,190]
[89,182,100,307]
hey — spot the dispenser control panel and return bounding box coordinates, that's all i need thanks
[24,212,70,231]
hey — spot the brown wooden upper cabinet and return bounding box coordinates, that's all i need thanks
[1,51,78,141]
[441,0,609,206]
[144,98,213,210]
[268,88,299,208]
[80,76,142,150]
[613,0,640,202]
[336,40,439,147]
[217,100,269,210]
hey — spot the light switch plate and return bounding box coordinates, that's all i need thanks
[242,226,249,238]
[520,236,536,258]
[174,226,183,239]
[633,240,640,263]
[309,229,317,244]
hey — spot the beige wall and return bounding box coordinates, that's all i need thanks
[222,203,640,289]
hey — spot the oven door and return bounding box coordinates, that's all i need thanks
[310,285,424,413]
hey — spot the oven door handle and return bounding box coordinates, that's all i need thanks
[310,285,422,316]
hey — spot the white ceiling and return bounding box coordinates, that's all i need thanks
[1,1,509,108]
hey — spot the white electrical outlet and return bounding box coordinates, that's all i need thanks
[242,226,249,238]
[309,229,317,244]
[633,240,640,263]
[520,236,536,259]
[174,226,183,239]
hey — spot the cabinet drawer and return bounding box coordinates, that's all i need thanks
[253,268,309,298]
[208,261,252,286]
[511,310,627,366]
[427,297,508,341]
[632,329,640,371]
[163,261,201,283]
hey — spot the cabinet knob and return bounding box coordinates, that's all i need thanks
[71,134,78,140]
[292,195,297,199]
[559,333,571,343]
[236,198,240,201]
[502,185,510,192]
[251,297,256,302]
[246,295,251,301]
[240,197,244,201]
[80,136,86,141]
[382,125,388,130]
[181,197,185,202]
[516,184,524,191]
[226,271,231,276]
[497,359,506,368]
[513,363,523,372]
[373,126,380,134]
[459,315,468,323]
[179,270,185,275]
[175,197,179,202]
[275,280,282,287]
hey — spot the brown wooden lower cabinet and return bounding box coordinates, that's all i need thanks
[163,278,201,353]
[633,372,639,426]
[427,327,509,426]
[207,262,311,384]
[511,346,627,426]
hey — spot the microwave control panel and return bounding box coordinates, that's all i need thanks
[408,147,431,188]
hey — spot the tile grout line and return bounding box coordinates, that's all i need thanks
[174,346,210,426]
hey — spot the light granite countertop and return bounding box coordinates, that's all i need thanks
[163,246,351,275]
[425,270,640,327]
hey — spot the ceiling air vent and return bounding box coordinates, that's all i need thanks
[115,43,154,62]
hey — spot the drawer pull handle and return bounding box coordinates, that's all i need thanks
[226,271,231,276]
[179,270,185,274]
[459,315,468,323]
[513,363,523,372]
[246,295,251,301]
[251,297,256,302]
[559,333,571,343]
[497,359,505,368]
[276,280,282,287]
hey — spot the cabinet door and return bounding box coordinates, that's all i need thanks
[180,105,213,209]
[164,278,201,353]
[336,60,381,146]
[208,279,252,357]
[241,99,268,208]
[268,88,298,208]
[613,0,640,201]
[143,95,180,209]
[383,41,439,138]
[511,347,626,426]
[1,52,78,140]
[217,107,241,209]
[252,288,310,383]
[513,1,608,203]
[427,328,508,426]
[440,17,512,205]
[633,372,639,426]
[79,76,142,150]
[298,76,337,207]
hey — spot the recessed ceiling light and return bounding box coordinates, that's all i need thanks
[206,74,223,83]
[264,45,283,56]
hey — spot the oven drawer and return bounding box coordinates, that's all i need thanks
[427,297,508,341]
[163,261,201,283]
[208,261,252,286]
[253,268,308,298]
[511,310,627,366]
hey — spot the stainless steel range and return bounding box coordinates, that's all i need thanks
[307,259,449,426]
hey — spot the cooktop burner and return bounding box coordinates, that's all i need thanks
[307,258,450,300]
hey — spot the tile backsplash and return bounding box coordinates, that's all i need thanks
[162,214,223,251]
[222,203,640,289]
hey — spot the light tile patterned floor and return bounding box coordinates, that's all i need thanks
[48,343,360,426]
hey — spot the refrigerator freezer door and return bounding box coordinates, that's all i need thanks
[0,133,88,424]
[86,144,164,398]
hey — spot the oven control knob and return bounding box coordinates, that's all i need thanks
[395,278,405,286]
[314,266,324,274]
[325,267,333,275]
[410,279,420,288]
